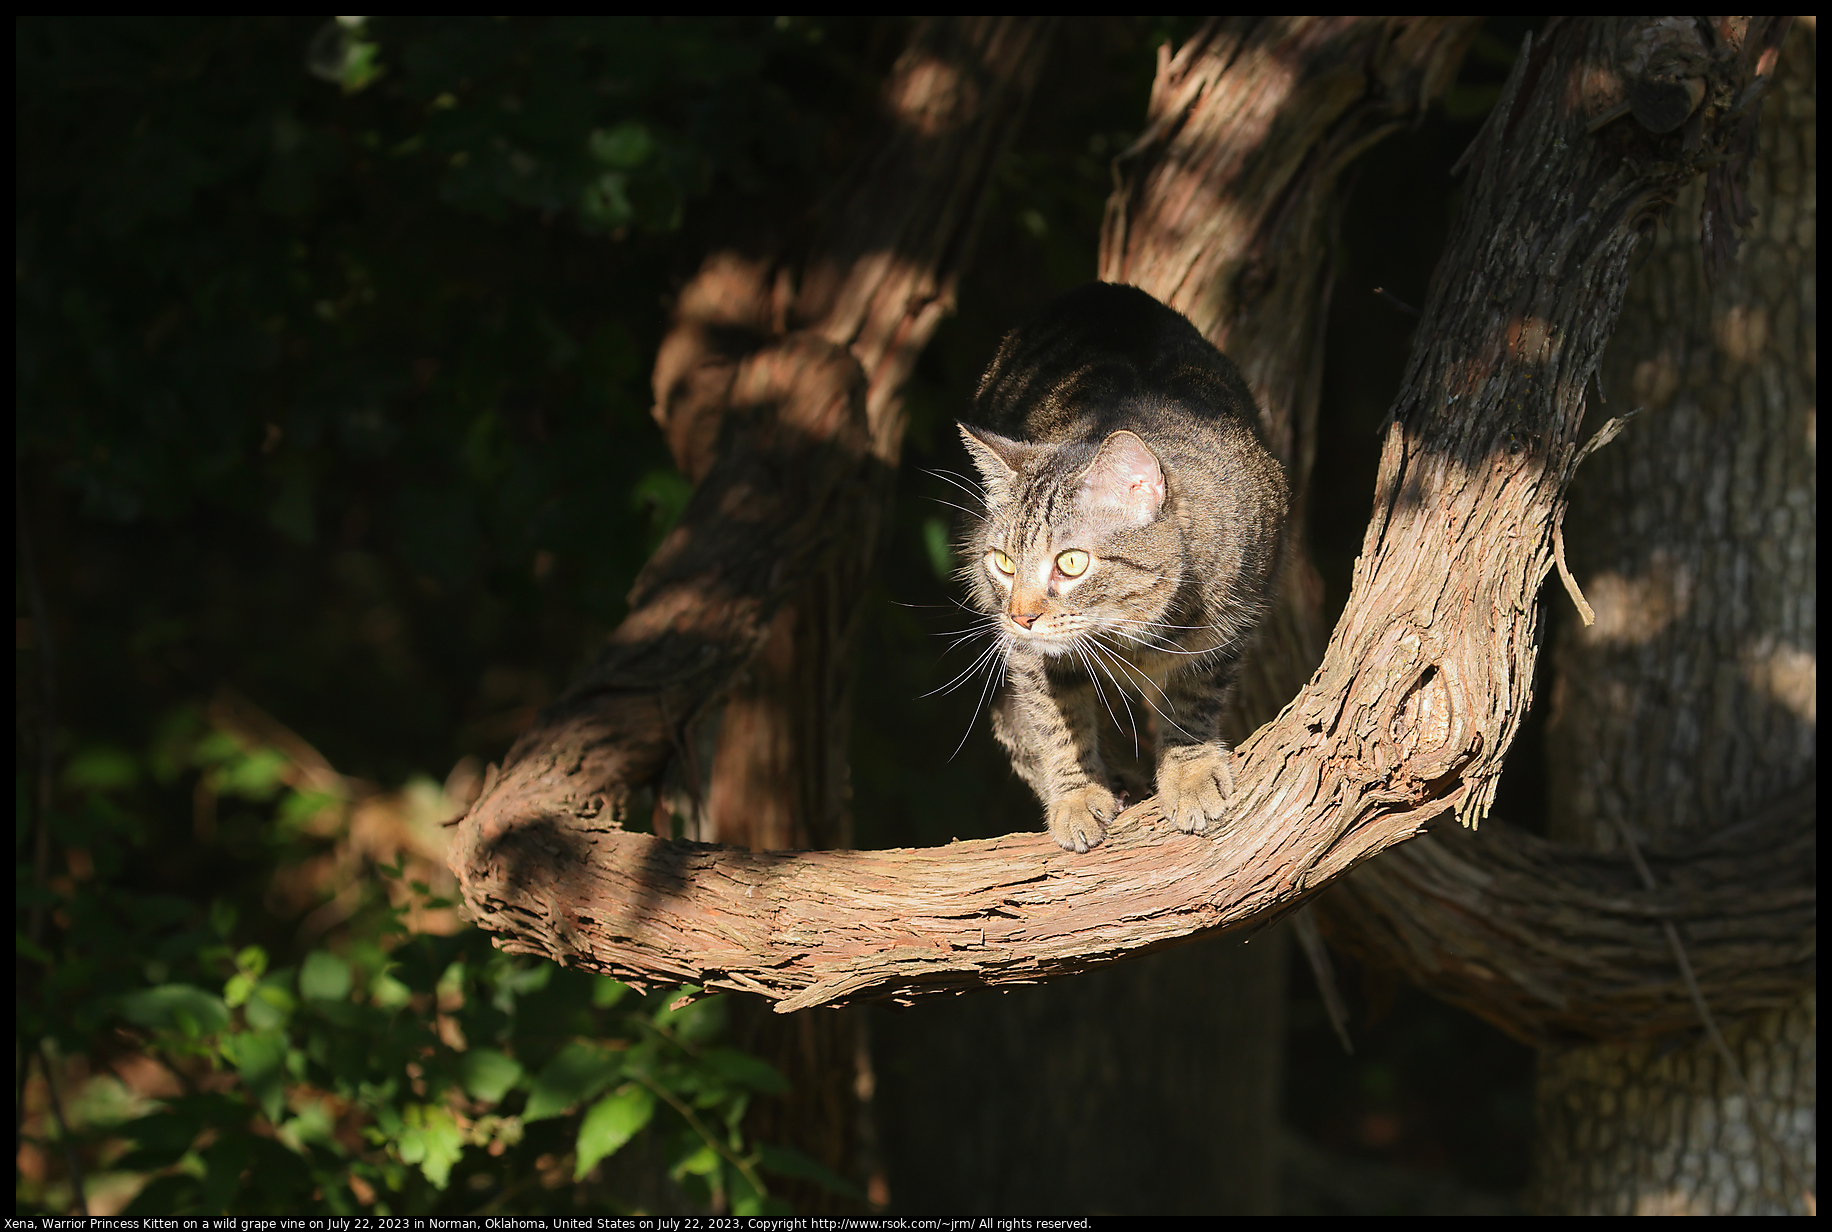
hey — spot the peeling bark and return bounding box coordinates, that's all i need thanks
[872,20,1481,1213]
[610,18,1055,1209]
[1325,784,1813,1045]
[1319,16,1812,1054]
[449,19,1794,1033]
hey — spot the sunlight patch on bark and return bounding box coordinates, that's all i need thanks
[1579,553,1692,646]
[1740,638,1815,725]
[1712,304,1771,366]
[1629,351,1683,411]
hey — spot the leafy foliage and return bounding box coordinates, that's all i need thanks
[16,16,890,1215]
[20,710,844,1215]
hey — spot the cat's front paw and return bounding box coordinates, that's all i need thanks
[1157,743,1235,834]
[1046,783,1117,854]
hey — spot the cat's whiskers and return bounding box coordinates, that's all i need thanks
[930,614,1001,648]
[925,467,987,502]
[1082,636,1204,745]
[947,632,1010,763]
[1099,615,1246,660]
[922,631,1006,699]
[1072,639,1134,754]
[1101,623,1187,652]
[1084,634,1179,711]
[1101,614,1234,636]
[1107,628,1225,659]
[927,495,988,524]
[1073,635,1142,759]
[940,628,989,652]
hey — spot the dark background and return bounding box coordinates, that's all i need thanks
[17,17,1539,1214]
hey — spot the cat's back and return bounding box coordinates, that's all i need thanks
[971,282,1259,443]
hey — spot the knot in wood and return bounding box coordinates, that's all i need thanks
[1389,662,1458,776]
[1613,16,1711,134]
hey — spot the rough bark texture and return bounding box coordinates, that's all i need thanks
[1324,783,1812,1045]
[570,18,1055,1209]
[875,19,1482,1213]
[449,17,1784,1021]
[642,16,1057,858]
[1526,25,1816,1215]
[1309,16,1811,1050]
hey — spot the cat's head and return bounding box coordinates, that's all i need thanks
[956,423,1182,657]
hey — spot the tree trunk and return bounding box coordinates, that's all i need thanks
[873,19,1479,1215]
[646,18,1055,1210]
[1529,24,1816,1215]
[450,15,1780,1015]
[448,36,1797,1228]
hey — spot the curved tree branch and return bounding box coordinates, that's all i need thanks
[1324,16,1814,1048]
[1101,14,1481,777]
[450,18,1791,1016]
[1324,785,1814,1045]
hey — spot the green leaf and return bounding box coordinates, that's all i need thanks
[592,977,631,1009]
[728,1158,775,1216]
[370,971,412,1010]
[217,746,291,800]
[211,901,240,940]
[654,990,725,1045]
[245,976,296,1030]
[631,467,692,540]
[276,1099,336,1152]
[670,1140,719,1181]
[459,1049,523,1104]
[923,514,955,580]
[699,1047,789,1095]
[122,1172,202,1216]
[300,951,352,1001]
[589,122,655,169]
[225,1029,289,1123]
[306,18,386,94]
[119,984,231,1038]
[278,787,346,829]
[574,1082,656,1179]
[113,1110,204,1171]
[523,1041,623,1122]
[394,1104,465,1189]
[116,1094,250,1172]
[62,745,140,793]
[198,1132,254,1212]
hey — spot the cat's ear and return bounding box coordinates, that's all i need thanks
[1079,430,1165,526]
[958,423,1031,484]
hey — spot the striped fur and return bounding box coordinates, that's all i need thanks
[955,283,1288,852]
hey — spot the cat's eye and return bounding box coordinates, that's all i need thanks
[1056,549,1090,577]
[989,549,1016,575]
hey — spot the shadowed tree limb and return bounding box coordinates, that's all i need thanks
[1324,785,1813,1045]
[1316,15,1813,1051]
[449,18,1806,1026]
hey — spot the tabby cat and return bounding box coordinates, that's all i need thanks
[956,282,1288,852]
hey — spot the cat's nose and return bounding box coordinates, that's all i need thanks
[1009,611,1041,630]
